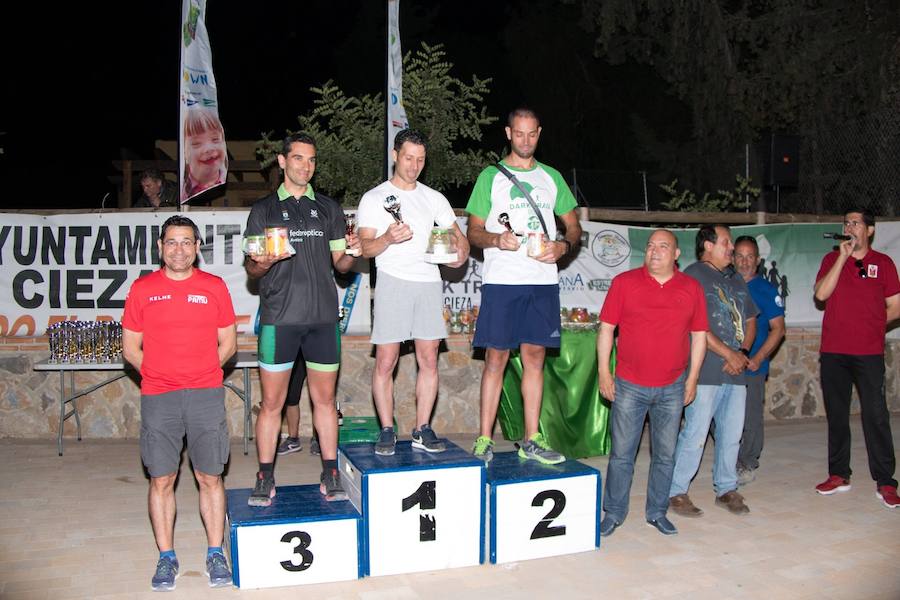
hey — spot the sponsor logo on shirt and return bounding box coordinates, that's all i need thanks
[868,264,878,278]
[187,294,208,304]
[309,209,319,219]
[290,228,325,240]
[148,294,171,302]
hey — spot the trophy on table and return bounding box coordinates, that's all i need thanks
[384,195,403,224]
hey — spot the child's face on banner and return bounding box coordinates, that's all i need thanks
[187,128,226,185]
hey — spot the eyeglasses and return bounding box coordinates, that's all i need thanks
[855,259,867,278]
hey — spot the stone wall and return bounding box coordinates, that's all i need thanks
[1,330,897,441]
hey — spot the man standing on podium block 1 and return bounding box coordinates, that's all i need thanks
[357,128,470,456]
[597,229,708,537]
[122,215,237,591]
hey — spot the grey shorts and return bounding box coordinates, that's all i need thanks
[140,387,230,478]
[371,271,446,344]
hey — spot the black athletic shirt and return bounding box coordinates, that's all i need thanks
[245,184,347,326]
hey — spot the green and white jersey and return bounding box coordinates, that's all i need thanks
[465,161,576,285]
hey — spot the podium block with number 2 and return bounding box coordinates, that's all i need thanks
[339,441,485,577]
[225,484,363,589]
[487,451,601,564]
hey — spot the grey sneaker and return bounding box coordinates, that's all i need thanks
[320,468,348,502]
[276,436,302,456]
[309,435,321,456]
[204,552,232,588]
[737,465,756,486]
[374,427,397,456]
[247,471,276,507]
[518,432,565,465]
[151,556,179,591]
[411,424,446,453]
[472,436,495,462]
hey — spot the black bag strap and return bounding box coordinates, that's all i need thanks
[495,162,549,236]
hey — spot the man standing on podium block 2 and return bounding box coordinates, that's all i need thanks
[357,129,470,456]
[598,229,708,538]
[122,215,237,591]
[813,207,900,507]
[243,133,360,507]
[465,106,582,464]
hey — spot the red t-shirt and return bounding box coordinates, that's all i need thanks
[599,266,709,387]
[816,249,900,355]
[122,269,236,394]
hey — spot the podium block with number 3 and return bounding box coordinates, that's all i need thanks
[339,441,485,576]
[487,452,601,564]
[226,484,363,589]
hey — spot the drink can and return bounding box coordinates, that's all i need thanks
[526,232,547,257]
[266,227,289,255]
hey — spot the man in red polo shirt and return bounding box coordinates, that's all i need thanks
[123,215,237,591]
[598,229,708,537]
[814,207,900,508]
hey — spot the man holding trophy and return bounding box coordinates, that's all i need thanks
[243,132,360,507]
[465,107,582,463]
[357,129,470,456]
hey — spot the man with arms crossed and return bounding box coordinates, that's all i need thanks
[598,229,708,537]
[122,215,237,591]
[813,208,900,507]
[732,235,785,485]
[668,224,758,518]
[465,107,582,464]
[244,132,360,506]
[358,129,470,455]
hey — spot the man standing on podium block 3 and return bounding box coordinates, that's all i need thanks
[357,129,470,456]
[598,229,708,537]
[813,207,900,507]
[122,215,237,591]
[465,106,582,464]
[243,133,360,507]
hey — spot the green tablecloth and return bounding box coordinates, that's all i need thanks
[498,329,613,458]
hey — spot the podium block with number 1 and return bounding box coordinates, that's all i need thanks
[339,440,485,577]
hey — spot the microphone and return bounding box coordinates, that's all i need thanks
[823,232,851,241]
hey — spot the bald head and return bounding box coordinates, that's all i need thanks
[644,229,680,278]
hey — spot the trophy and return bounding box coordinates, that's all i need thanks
[424,227,458,264]
[344,212,361,256]
[498,212,515,234]
[384,195,403,223]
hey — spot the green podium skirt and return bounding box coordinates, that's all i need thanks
[498,329,612,458]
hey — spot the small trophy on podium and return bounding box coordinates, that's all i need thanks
[384,195,403,223]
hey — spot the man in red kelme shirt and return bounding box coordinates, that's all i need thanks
[597,229,708,538]
[123,216,237,591]
[814,208,900,508]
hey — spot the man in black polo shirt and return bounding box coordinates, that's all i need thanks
[244,132,360,506]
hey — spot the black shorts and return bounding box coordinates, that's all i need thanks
[139,387,230,477]
[257,323,340,373]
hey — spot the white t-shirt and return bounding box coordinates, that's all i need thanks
[465,161,577,285]
[357,180,457,282]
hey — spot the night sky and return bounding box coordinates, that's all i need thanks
[0,2,678,209]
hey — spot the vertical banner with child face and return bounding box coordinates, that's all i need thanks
[386,0,409,178]
[179,0,228,204]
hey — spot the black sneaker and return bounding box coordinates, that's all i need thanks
[309,435,321,456]
[276,436,302,456]
[247,471,276,507]
[411,424,446,453]
[374,427,397,456]
[320,468,348,502]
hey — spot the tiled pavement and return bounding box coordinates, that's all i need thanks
[1,416,898,599]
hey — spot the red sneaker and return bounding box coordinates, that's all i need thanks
[876,485,900,509]
[815,475,851,495]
